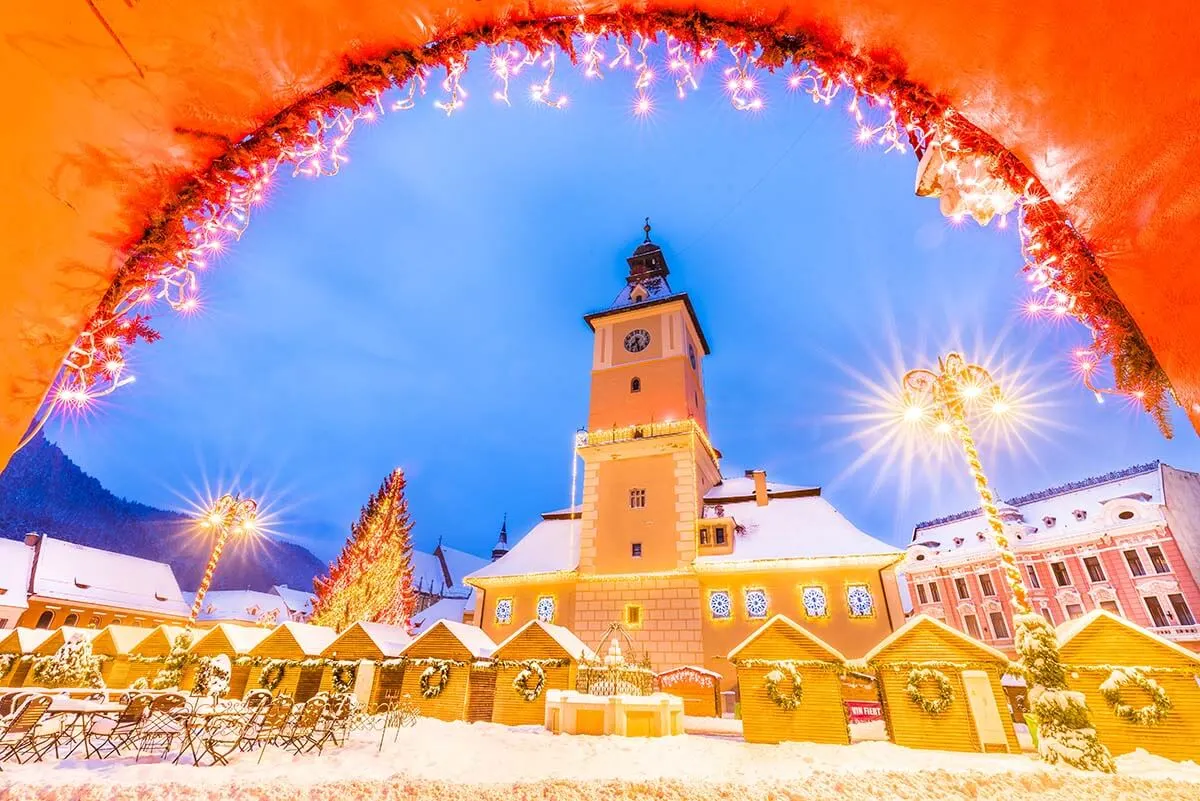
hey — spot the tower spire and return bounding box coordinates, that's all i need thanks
[643,216,652,243]
[492,513,511,561]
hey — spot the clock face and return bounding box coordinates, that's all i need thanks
[624,329,651,353]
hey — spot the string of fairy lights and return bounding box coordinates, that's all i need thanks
[24,18,1173,450]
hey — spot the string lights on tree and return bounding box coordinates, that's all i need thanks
[900,353,1116,772]
[36,11,1173,444]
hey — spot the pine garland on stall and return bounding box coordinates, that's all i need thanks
[1013,612,1116,772]
[312,468,419,631]
[32,634,105,689]
[151,631,194,689]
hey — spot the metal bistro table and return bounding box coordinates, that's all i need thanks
[45,697,126,759]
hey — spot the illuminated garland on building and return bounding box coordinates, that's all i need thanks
[40,11,1170,437]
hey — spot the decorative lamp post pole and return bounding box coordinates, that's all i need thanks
[901,353,1115,773]
[189,493,259,626]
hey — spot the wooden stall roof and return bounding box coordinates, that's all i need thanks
[250,621,338,658]
[0,628,53,655]
[727,614,847,662]
[189,623,271,656]
[321,621,413,660]
[1058,609,1200,669]
[401,619,496,661]
[129,624,190,657]
[33,626,102,656]
[91,624,151,656]
[862,614,1011,666]
[492,621,595,662]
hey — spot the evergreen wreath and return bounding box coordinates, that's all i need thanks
[513,660,547,702]
[332,663,358,693]
[259,661,286,691]
[420,661,451,699]
[905,668,954,715]
[763,663,803,711]
[1099,668,1171,725]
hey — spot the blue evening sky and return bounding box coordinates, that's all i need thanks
[48,47,1200,565]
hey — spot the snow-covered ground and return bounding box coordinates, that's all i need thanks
[3,718,1198,800]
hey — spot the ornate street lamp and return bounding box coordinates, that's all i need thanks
[188,493,259,625]
[900,352,1115,772]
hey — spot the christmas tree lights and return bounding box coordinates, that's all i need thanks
[312,468,419,631]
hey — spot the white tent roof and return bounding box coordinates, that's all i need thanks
[31,536,187,617]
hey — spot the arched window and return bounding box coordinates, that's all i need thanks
[35,610,54,629]
[62,613,79,627]
[630,377,641,393]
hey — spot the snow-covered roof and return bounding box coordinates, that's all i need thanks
[0,538,32,610]
[186,589,290,624]
[907,462,1166,566]
[98,624,152,654]
[352,621,412,657]
[495,620,596,662]
[727,615,847,662]
[0,627,53,654]
[438,546,489,587]
[410,596,469,631]
[403,619,495,659]
[704,476,817,502]
[1056,609,1200,664]
[30,535,188,617]
[608,276,675,309]
[411,549,450,595]
[271,585,316,616]
[275,621,338,655]
[194,623,272,654]
[862,614,1011,665]
[695,494,901,566]
[465,517,579,582]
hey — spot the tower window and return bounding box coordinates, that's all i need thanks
[631,543,642,558]
[698,528,710,546]
[630,377,641,393]
[625,604,643,626]
[714,526,727,545]
[629,488,646,509]
[688,343,697,370]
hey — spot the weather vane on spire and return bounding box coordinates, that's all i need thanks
[643,217,652,243]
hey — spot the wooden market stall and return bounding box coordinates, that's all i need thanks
[654,666,722,718]
[91,625,152,687]
[321,621,412,709]
[863,614,1019,754]
[491,620,595,726]
[398,619,496,722]
[123,624,190,687]
[21,626,103,687]
[1057,609,1200,761]
[247,622,337,701]
[185,624,272,698]
[728,614,850,745]
[0,628,51,687]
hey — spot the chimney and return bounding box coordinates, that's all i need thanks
[750,470,769,506]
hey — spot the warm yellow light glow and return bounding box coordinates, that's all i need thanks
[961,384,983,400]
[934,421,953,435]
[903,404,925,422]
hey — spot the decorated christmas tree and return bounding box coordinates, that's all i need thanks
[151,631,194,689]
[32,634,105,689]
[312,467,418,630]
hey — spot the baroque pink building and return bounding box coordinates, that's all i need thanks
[901,462,1200,653]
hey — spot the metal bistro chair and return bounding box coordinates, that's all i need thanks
[243,696,294,763]
[0,695,52,766]
[276,695,327,755]
[136,693,187,760]
[84,693,154,759]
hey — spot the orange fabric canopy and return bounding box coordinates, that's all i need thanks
[1,1,1197,465]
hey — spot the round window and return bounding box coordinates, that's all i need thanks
[1118,509,1135,521]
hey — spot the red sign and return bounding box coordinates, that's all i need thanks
[845,701,882,723]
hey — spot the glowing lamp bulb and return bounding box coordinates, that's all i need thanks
[208,512,223,526]
[726,78,739,92]
[633,96,652,117]
[934,421,953,435]
[903,405,925,423]
[991,400,1010,416]
[961,385,983,400]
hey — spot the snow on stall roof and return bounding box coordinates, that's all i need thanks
[862,614,1011,665]
[271,585,315,616]
[695,495,900,566]
[352,622,412,657]
[727,615,847,662]
[0,538,32,610]
[205,624,271,654]
[101,625,152,654]
[404,617,495,658]
[410,597,469,632]
[277,622,337,655]
[465,517,578,581]
[495,620,596,662]
[0,627,53,654]
[1056,608,1200,664]
[908,463,1165,562]
[186,590,290,623]
[31,535,188,616]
